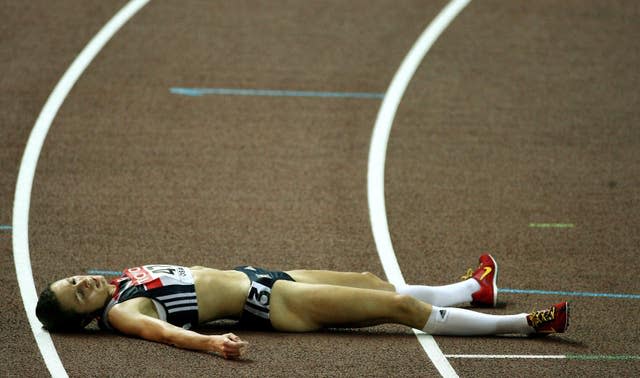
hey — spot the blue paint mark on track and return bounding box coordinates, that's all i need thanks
[0,225,11,237]
[88,269,122,276]
[170,87,385,99]
[500,288,640,300]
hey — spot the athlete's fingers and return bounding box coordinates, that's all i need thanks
[226,333,241,341]
[237,340,249,356]
[222,336,249,358]
[225,339,248,352]
[224,334,248,348]
[222,333,239,343]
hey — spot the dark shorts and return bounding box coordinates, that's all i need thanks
[234,266,295,330]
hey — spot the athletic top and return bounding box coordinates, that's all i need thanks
[100,265,199,331]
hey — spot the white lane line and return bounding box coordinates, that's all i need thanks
[12,1,149,376]
[366,0,470,377]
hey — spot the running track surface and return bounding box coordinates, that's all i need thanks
[2,1,639,376]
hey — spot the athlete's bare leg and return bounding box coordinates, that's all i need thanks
[269,280,546,336]
[285,270,395,291]
[269,280,430,332]
[285,269,485,308]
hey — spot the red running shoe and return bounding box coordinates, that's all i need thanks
[461,253,498,307]
[527,302,570,335]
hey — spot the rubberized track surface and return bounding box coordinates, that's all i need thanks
[2,1,639,376]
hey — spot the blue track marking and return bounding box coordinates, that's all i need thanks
[500,288,640,300]
[170,87,385,99]
[88,269,122,276]
[0,225,11,237]
[86,269,640,300]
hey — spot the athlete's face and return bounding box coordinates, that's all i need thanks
[51,275,115,315]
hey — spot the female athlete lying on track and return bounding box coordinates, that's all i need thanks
[36,254,569,359]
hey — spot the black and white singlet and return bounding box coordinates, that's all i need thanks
[100,265,199,330]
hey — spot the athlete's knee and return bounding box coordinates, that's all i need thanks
[393,293,415,310]
[360,271,377,280]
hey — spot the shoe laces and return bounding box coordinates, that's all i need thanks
[459,268,473,281]
[528,306,556,328]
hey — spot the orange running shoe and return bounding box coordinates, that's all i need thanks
[461,253,498,307]
[527,302,570,334]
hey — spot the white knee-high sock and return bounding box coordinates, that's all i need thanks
[422,306,532,335]
[396,279,480,307]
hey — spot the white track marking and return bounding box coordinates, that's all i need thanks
[12,1,149,377]
[367,0,470,377]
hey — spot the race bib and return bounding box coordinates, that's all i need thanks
[124,265,192,288]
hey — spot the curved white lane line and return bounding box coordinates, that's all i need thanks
[12,1,149,376]
[367,0,470,377]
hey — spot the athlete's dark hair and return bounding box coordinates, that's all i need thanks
[36,284,93,332]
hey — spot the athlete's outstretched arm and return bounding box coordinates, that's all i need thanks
[108,302,248,359]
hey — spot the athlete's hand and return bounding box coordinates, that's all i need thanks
[212,333,248,359]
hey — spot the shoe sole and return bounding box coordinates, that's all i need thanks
[488,254,498,307]
[562,302,570,332]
